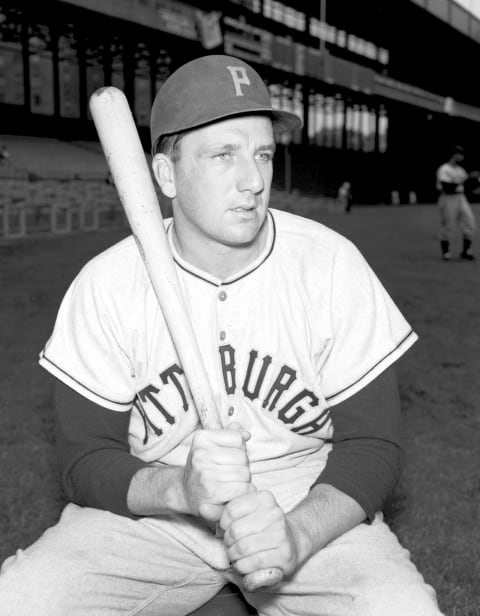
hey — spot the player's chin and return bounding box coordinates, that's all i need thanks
[224,220,264,246]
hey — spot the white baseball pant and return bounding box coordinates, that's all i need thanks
[0,503,444,616]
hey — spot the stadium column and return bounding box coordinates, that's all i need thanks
[20,5,31,115]
[302,80,309,145]
[77,32,87,122]
[122,38,135,113]
[51,21,60,120]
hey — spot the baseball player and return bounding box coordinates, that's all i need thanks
[436,145,477,260]
[0,55,443,615]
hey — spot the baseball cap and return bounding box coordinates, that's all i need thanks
[150,54,302,154]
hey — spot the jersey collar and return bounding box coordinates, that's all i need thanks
[167,210,276,287]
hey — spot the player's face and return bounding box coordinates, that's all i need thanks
[169,115,275,259]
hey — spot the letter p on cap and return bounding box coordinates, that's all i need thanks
[226,66,251,96]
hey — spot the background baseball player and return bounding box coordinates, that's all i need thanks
[436,145,478,260]
[0,55,443,615]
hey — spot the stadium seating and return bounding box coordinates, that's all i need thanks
[0,135,173,240]
[0,134,109,181]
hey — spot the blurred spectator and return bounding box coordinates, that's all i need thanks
[337,181,353,213]
[390,190,400,205]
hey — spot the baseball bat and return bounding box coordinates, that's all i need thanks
[89,86,282,593]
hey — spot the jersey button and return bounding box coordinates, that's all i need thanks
[218,290,227,301]
[227,406,235,417]
[219,331,226,341]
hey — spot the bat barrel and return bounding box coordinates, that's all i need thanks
[89,86,222,430]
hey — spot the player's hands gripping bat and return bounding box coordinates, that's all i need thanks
[89,86,283,593]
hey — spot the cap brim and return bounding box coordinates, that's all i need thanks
[152,108,302,153]
[270,109,303,132]
[165,107,302,135]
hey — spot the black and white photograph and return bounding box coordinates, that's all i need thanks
[0,1,479,614]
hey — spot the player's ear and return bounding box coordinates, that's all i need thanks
[152,153,176,199]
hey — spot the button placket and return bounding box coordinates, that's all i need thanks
[215,285,235,422]
[217,286,228,344]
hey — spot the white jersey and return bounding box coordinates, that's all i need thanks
[39,209,416,510]
[436,162,467,192]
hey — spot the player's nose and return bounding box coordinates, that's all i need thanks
[236,155,265,194]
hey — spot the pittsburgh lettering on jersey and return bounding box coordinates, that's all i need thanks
[135,364,190,444]
[135,347,330,443]
[219,345,329,435]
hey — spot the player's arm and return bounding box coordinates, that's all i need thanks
[221,365,403,578]
[311,363,403,522]
[280,367,403,569]
[289,364,403,552]
[54,381,149,518]
[54,381,251,521]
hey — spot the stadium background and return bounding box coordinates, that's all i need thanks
[1,0,480,240]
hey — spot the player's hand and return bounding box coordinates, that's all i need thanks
[219,490,300,582]
[182,422,253,522]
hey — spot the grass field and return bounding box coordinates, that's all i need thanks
[1,202,479,615]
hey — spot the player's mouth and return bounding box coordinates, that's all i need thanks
[231,203,257,213]
[231,205,258,219]
[233,206,254,212]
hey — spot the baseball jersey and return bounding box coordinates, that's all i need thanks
[40,208,417,511]
[436,162,467,193]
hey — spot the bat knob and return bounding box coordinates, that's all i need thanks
[241,567,283,593]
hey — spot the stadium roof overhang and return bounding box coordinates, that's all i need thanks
[374,74,480,123]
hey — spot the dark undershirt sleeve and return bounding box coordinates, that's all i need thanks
[312,365,405,522]
[54,381,149,518]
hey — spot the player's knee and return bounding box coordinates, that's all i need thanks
[0,548,73,616]
[49,502,123,550]
[0,505,117,615]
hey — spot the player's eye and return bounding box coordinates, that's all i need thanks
[256,151,274,163]
[213,151,232,161]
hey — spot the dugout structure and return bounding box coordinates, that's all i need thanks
[1,0,480,204]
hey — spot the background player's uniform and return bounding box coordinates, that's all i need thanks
[436,162,476,250]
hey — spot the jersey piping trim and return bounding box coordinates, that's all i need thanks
[39,350,134,409]
[325,329,416,402]
[167,212,276,287]
[173,262,219,286]
[224,214,276,286]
